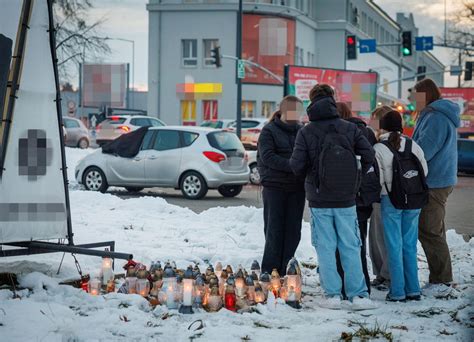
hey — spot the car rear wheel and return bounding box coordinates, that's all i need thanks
[78,138,89,149]
[249,163,260,185]
[180,171,208,200]
[218,185,243,198]
[83,167,108,193]
[125,187,144,193]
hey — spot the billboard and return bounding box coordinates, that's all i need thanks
[242,14,295,85]
[285,65,378,120]
[439,87,474,133]
[82,63,128,108]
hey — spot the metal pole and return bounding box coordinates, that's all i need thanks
[131,40,135,108]
[398,56,402,99]
[458,51,461,87]
[236,0,242,139]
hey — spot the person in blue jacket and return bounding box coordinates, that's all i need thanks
[411,78,461,298]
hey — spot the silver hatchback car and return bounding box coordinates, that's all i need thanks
[75,126,249,199]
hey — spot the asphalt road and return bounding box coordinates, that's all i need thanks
[111,174,474,236]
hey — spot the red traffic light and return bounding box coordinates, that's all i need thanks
[347,36,355,45]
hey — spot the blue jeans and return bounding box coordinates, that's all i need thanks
[310,206,368,300]
[381,196,421,300]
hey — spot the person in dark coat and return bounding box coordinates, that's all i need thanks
[257,95,306,276]
[290,84,377,310]
[335,102,377,297]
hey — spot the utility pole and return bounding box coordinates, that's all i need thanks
[236,0,242,139]
[458,51,461,87]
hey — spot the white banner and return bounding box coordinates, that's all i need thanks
[0,0,68,243]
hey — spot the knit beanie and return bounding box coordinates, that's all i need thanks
[380,110,403,132]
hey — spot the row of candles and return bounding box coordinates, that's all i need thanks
[84,256,303,313]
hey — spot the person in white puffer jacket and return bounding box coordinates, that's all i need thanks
[374,110,428,303]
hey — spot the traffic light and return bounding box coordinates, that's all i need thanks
[417,66,426,81]
[465,61,473,81]
[401,31,412,56]
[347,35,357,60]
[210,46,222,68]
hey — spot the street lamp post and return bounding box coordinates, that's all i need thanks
[105,37,135,108]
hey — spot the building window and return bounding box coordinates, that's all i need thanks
[181,100,196,125]
[181,39,197,67]
[361,12,367,33]
[203,39,219,67]
[202,100,218,121]
[262,101,276,118]
[368,18,373,36]
[241,101,256,118]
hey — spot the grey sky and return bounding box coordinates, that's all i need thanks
[85,0,466,91]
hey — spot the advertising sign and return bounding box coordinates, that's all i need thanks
[285,65,378,120]
[439,87,474,134]
[242,14,295,85]
[82,63,128,108]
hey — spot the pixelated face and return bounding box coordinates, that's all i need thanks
[409,90,426,111]
[18,129,52,181]
[281,101,304,124]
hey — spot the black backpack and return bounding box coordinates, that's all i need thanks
[381,139,428,210]
[357,159,382,207]
[313,124,361,202]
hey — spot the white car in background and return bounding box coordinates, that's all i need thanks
[246,150,260,185]
[95,115,166,146]
[76,126,249,199]
[228,118,268,150]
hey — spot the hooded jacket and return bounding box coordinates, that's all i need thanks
[346,117,377,146]
[257,116,305,191]
[289,95,375,208]
[412,98,460,188]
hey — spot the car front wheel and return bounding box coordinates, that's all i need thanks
[78,138,89,149]
[218,185,243,198]
[83,167,108,193]
[180,171,208,200]
[249,163,260,185]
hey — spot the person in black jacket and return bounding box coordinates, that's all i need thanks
[257,95,306,276]
[290,84,377,310]
[335,101,378,297]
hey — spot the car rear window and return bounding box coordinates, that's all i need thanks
[229,120,261,129]
[201,121,222,129]
[207,131,244,154]
[103,118,126,125]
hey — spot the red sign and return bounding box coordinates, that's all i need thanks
[285,66,378,120]
[440,87,474,133]
[242,14,295,85]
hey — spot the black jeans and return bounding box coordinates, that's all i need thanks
[261,187,306,276]
[336,205,372,297]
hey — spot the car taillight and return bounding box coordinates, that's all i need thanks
[247,128,261,133]
[117,125,130,133]
[203,151,226,163]
[244,152,249,162]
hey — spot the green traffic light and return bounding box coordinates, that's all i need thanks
[403,47,411,56]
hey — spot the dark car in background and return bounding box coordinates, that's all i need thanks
[458,138,474,174]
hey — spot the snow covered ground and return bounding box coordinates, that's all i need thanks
[0,147,473,341]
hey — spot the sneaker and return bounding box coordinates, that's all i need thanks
[370,277,385,287]
[386,294,406,302]
[422,283,456,299]
[406,294,421,301]
[318,296,342,310]
[351,296,378,311]
[375,280,390,291]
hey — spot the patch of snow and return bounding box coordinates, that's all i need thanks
[0,148,472,341]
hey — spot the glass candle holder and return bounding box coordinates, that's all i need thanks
[89,278,101,296]
[136,278,150,297]
[126,276,137,294]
